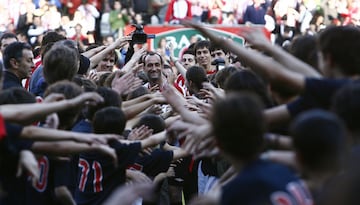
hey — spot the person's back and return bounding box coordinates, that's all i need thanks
[211,93,313,205]
[290,109,346,202]
[287,26,360,118]
[222,159,310,205]
[75,107,141,205]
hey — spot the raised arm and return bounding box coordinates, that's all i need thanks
[139,131,167,149]
[170,53,187,78]
[31,140,117,164]
[20,125,121,144]
[241,27,321,77]
[182,21,306,94]
[123,94,167,120]
[162,84,207,125]
[264,104,292,130]
[89,36,131,69]
[0,92,104,124]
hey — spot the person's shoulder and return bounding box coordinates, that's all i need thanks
[228,159,299,188]
[72,119,92,133]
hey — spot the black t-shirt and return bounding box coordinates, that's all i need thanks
[75,141,141,205]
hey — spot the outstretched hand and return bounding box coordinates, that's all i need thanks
[17,150,40,182]
[111,70,143,96]
[73,92,104,107]
[128,125,153,141]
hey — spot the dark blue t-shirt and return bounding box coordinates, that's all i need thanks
[221,159,313,205]
[0,122,30,205]
[75,141,142,205]
[287,78,351,117]
[128,148,173,178]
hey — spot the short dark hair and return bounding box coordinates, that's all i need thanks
[194,40,210,56]
[93,106,127,135]
[214,66,238,89]
[182,49,195,56]
[224,70,273,108]
[126,86,150,100]
[289,35,318,71]
[209,42,229,54]
[86,87,122,120]
[290,109,346,172]
[44,80,84,129]
[133,114,165,134]
[40,31,66,54]
[0,32,18,47]
[3,42,32,69]
[332,82,360,134]
[186,65,208,91]
[212,93,265,161]
[318,26,360,76]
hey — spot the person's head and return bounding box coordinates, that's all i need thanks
[3,42,34,80]
[224,70,273,108]
[96,51,117,72]
[290,109,346,173]
[86,86,122,120]
[75,23,83,34]
[113,0,122,10]
[143,51,163,85]
[73,76,97,92]
[210,44,229,65]
[214,66,238,89]
[133,114,165,134]
[212,93,265,162]
[40,31,66,57]
[181,49,196,69]
[44,80,84,129]
[93,106,127,135]
[332,82,360,137]
[186,65,208,95]
[96,71,112,87]
[0,32,18,53]
[43,42,80,85]
[289,35,319,71]
[194,40,211,70]
[317,26,360,77]
[126,86,150,100]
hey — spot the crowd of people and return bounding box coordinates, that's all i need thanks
[1,0,360,48]
[1,0,360,205]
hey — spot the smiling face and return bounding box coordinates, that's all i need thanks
[97,53,116,72]
[144,53,162,84]
[195,47,211,70]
